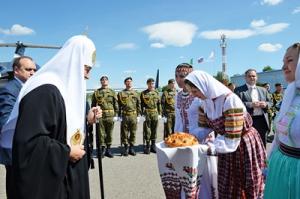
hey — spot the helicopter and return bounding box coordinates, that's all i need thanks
[0,41,61,87]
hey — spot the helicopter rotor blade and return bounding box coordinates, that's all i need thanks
[0,42,61,49]
[21,43,61,49]
[0,43,19,47]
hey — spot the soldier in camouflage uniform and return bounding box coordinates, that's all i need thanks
[263,83,274,127]
[272,83,284,118]
[140,78,162,154]
[161,79,176,138]
[118,77,141,156]
[91,76,119,158]
[266,83,284,143]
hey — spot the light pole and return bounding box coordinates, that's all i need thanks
[220,34,227,74]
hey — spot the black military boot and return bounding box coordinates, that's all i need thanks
[144,142,150,154]
[150,140,156,153]
[105,145,114,158]
[101,146,105,158]
[122,144,129,156]
[129,144,136,156]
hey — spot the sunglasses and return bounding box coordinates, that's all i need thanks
[24,68,37,72]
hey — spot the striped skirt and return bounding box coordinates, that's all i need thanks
[264,148,300,199]
[218,127,266,199]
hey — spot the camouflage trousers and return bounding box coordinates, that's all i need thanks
[143,113,158,142]
[97,117,114,146]
[164,112,175,138]
[120,115,137,146]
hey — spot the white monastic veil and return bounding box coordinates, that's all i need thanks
[0,35,96,149]
[185,70,232,119]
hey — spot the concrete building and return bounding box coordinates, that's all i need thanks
[230,69,287,92]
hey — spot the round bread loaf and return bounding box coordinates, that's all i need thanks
[165,132,199,148]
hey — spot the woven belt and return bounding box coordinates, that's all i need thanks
[279,143,300,159]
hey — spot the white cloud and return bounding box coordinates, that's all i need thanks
[142,21,198,47]
[261,0,283,6]
[250,20,266,28]
[113,43,137,50]
[199,20,289,39]
[292,6,300,14]
[258,43,282,52]
[256,23,289,34]
[199,29,255,39]
[150,42,165,48]
[0,24,35,35]
[179,56,185,59]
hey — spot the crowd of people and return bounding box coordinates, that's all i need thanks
[0,34,298,199]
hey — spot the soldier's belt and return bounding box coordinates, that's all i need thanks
[102,110,114,113]
[123,110,137,116]
[145,109,157,113]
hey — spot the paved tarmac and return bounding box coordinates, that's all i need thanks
[0,120,272,199]
[0,120,166,199]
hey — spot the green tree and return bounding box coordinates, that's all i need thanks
[263,66,273,72]
[214,71,229,86]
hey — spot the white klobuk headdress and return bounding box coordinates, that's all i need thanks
[1,35,96,148]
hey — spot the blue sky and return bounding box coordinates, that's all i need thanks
[0,0,299,89]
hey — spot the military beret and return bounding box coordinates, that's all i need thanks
[168,79,175,84]
[146,78,155,83]
[124,77,132,83]
[100,76,108,81]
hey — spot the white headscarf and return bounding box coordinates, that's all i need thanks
[185,70,232,119]
[1,35,96,147]
[276,51,300,122]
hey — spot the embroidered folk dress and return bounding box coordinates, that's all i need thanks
[170,90,216,199]
[201,94,266,199]
[174,90,202,135]
[264,90,300,199]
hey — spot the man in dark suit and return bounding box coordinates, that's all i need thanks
[234,69,272,146]
[0,56,36,199]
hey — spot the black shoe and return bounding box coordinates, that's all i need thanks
[150,145,156,153]
[122,145,129,156]
[105,148,114,158]
[150,140,156,153]
[144,146,150,154]
[129,146,136,156]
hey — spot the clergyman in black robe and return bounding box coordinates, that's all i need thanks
[6,35,97,199]
[12,84,90,199]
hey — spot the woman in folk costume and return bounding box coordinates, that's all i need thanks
[185,70,266,199]
[264,43,300,199]
[8,35,96,199]
[174,63,215,198]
